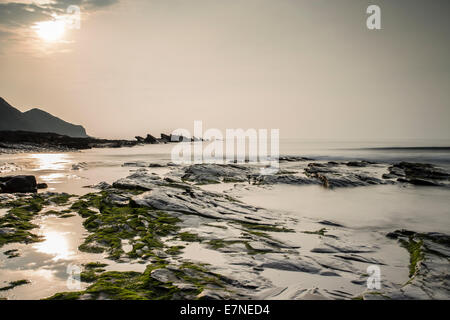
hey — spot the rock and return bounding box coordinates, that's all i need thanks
[150,269,178,283]
[90,181,111,190]
[113,172,166,190]
[0,175,37,193]
[166,162,178,167]
[247,242,274,252]
[322,243,375,254]
[160,133,189,143]
[148,163,164,168]
[334,254,385,265]
[296,288,331,300]
[261,260,321,274]
[135,136,145,143]
[144,134,158,144]
[122,162,148,168]
[160,133,170,142]
[346,161,372,167]
[153,250,168,259]
[0,162,21,173]
[387,162,449,186]
[406,178,441,186]
[182,164,253,184]
[72,162,88,170]
[130,174,276,224]
[0,228,15,236]
[381,229,450,299]
[197,289,229,300]
[279,156,313,162]
[105,193,130,206]
[36,183,48,189]
[304,163,388,188]
[318,220,344,227]
[174,283,197,291]
[255,174,319,186]
[310,247,339,254]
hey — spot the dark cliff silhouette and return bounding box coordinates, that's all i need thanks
[0,97,87,138]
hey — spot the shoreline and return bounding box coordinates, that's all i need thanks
[0,130,201,155]
[0,155,449,300]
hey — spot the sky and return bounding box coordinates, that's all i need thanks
[0,0,449,140]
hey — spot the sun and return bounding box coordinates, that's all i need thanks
[33,19,66,42]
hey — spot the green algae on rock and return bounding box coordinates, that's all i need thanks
[47,261,235,300]
[0,279,30,291]
[72,191,181,260]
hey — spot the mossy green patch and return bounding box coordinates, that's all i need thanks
[207,239,242,250]
[84,262,108,269]
[47,291,83,300]
[47,260,230,300]
[399,237,425,278]
[166,245,185,255]
[179,232,201,242]
[80,262,109,282]
[0,195,47,247]
[47,194,73,205]
[0,279,30,291]
[75,191,181,260]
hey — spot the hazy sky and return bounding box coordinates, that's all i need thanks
[0,0,449,140]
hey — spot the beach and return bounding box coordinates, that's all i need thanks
[1,140,449,300]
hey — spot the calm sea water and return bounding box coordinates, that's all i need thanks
[280,138,450,165]
[1,139,450,194]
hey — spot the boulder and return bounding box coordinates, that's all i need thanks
[0,175,37,193]
[37,183,48,189]
[150,268,178,283]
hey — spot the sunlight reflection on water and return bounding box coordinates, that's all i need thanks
[30,153,71,171]
[33,231,75,262]
[39,173,67,183]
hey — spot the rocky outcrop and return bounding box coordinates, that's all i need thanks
[113,171,278,224]
[159,133,174,143]
[0,131,138,152]
[386,162,450,186]
[304,162,388,188]
[144,134,158,144]
[160,133,192,143]
[363,230,450,300]
[182,164,254,184]
[135,134,159,144]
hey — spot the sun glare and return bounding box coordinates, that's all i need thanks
[33,19,66,42]
[34,231,74,261]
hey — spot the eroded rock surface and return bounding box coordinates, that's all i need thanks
[386,162,450,187]
[363,230,450,300]
[1,158,449,300]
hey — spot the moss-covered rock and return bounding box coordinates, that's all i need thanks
[47,261,234,300]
